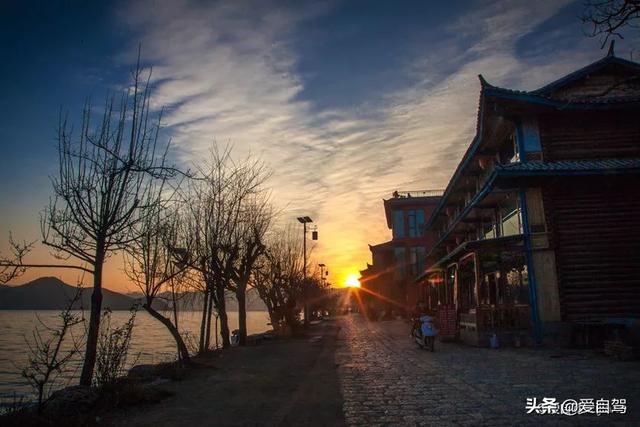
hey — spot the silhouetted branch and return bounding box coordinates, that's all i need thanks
[21,287,84,413]
[124,204,191,363]
[582,0,640,47]
[0,234,35,284]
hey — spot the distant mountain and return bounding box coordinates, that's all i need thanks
[0,276,267,311]
[125,289,268,311]
[0,277,142,310]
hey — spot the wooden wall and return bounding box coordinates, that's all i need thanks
[539,111,640,161]
[543,178,640,321]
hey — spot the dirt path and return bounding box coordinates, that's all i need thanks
[107,321,345,427]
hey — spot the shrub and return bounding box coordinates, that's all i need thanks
[94,308,137,388]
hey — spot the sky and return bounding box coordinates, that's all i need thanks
[1,0,639,291]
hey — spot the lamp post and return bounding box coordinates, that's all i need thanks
[297,216,314,324]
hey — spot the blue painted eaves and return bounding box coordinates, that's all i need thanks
[427,159,640,257]
[495,158,640,175]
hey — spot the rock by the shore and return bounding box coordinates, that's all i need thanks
[44,385,98,416]
[127,364,156,380]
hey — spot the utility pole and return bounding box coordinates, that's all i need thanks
[297,216,313,325]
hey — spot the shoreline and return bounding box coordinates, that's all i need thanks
[0,310,272,404]
[1,319,345,426]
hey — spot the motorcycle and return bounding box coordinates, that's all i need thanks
[411,315,436,352]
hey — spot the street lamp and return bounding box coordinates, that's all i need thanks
[318,263,329,287]
[297,216,314,324]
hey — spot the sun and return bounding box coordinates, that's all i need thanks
[345,274,361,288]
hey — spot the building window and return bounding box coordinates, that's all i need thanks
[506,265,529,305]
[409,246,426,276]
[407,209,425,237]
[482,221,497,240]
[500,132,519,164]
[393,210,405,238]
[427,273,442,311]
[458,254,477,312]
[501,207,522,236]
[442,264,456,305]
[394,247,406,278]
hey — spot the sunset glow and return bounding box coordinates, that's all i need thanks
[344,274,361,288]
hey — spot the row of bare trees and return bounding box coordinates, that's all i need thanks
[1,56,330,389]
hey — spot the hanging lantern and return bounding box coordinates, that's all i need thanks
[312,230,318,240]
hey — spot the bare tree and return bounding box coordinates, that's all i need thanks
[583,0,640,47]
[21,287,84,413]
[228,195,273,346]
[252,226,306,334]
[124,207,191,364]
[40,55,175,386]
[181,146,271,350]
[181,146,234,351]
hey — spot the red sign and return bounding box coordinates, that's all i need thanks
[437,304,457,339]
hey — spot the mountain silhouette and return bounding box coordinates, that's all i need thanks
[0,277,141,310]
[125,289,268,311]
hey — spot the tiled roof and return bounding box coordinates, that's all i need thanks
[483,84,640,105]
[495,159,640,173]
[532,55,640,96]
[426,53,640,230]
[479,53,640,105]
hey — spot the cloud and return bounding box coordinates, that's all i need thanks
[116,0,611,286]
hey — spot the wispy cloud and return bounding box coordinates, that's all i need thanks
[116,0,611,285]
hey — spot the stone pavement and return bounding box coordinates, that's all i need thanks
[335,314,640,426]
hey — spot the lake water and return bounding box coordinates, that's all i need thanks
[0,310,270,406]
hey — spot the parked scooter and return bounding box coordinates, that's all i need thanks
[411,314,436,351]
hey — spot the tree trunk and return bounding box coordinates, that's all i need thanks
[236,284,247,346]
[199,286,210,354]
[216,285,231,348]
[37,385,44,413]
[268,309,278,332]
[171,282,180,362]
[171,281,179,331]
[144,304,190,364]
[214,314,219,349]
[79,251,104,386]
[205,289,214,350]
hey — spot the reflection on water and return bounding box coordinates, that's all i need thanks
[0,310,270,404]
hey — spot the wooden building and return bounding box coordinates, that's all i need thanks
[418,48,640,346]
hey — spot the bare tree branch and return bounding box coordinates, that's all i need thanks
[0,234,36,284]
[582,0,640,47]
